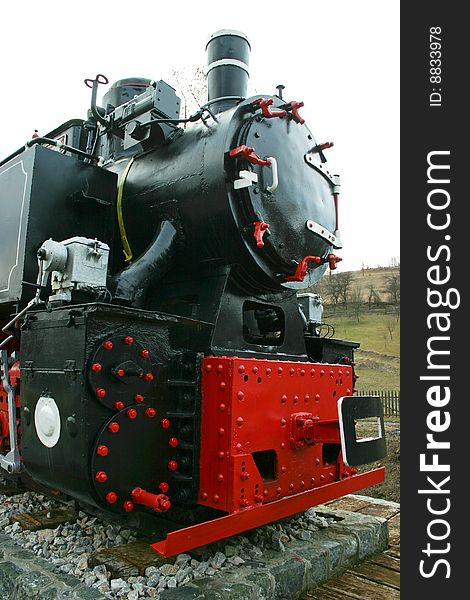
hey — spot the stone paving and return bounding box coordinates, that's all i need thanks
[1,498,389,599]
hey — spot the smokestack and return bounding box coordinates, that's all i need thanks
[206,30,250,112]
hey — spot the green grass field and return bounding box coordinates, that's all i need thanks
[323,311,400,391]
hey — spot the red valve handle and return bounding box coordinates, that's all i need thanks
[327,253,342,270]
[286,256,321,282]
[131,487,171,513]
[252,97,287,119]
[289,100,305,124]
[229,145,272,167]
[253,221,270,248]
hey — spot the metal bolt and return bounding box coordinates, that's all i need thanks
[238,365,245,373]
[237,391,244,400]
[169,437,178,448]
[102,341,113,350]
[117,369,125,377]
[219,403,226,411]
[168,460,178,471]
[144,372,154,382]
[141,349,149,358]
[134,394,144,403]
[124,336,134,345]
[213,494,220,503]
[95,471,107,482]
[237,417,244,426]
[161,418,170,429]
[217,473,224,482]
[114,401,124,411]
[145,408,156,418]
[218,451,225,459]
[108,422,120,433]
[276,84,285,99]
[127,408,137,419]
[219,382,226,390]
[96,388,106,398]
[159,482,169,493]
[123,500,134,512]
[97,445,108,457]
[217,364,223,372]
[91,363,102,373]
[106,492,117,504]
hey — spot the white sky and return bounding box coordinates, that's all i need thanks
[0,1,399,271]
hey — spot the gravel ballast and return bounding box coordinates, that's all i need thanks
[1,484,388,599]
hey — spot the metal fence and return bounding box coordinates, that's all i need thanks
[359,390,400,418]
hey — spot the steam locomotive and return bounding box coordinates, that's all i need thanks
[0,31,385,556]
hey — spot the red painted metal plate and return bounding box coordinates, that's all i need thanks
[198,357,356,513]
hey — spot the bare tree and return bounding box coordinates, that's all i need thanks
[321,273,343,307]
[171,67,207,124]
[336,272,353,307]
[350,285,363,322]
[367,283,381,310]
[386,314,396,340]
[385,271,400,304]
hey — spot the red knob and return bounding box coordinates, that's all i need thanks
[144,372,154,382]
[161,418,170,429]
[123,336,134,345]
[159,482,169,493]
[123,500,134,512]
[168,460,178,471]
[106,491,117,504]
[108,422,120,433]
[169,437,178,448]
[95,471,107,482]
[91,362,102,373]
[141,349,149,358]
[127,408,137,419]
[97,445,109,457]
[134,394,144,403]
[114,401,124,411]
[116,369,125,377]
[96,387,106,398]
[145,408,156,418]
[102,341,113,350]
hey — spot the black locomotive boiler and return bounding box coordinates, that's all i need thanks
[0,30,386,556]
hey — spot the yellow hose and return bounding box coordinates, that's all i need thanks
[116,157,135,263]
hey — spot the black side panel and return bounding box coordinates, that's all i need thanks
[0,145,116,308]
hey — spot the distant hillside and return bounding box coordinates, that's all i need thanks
[309,266,400,391]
